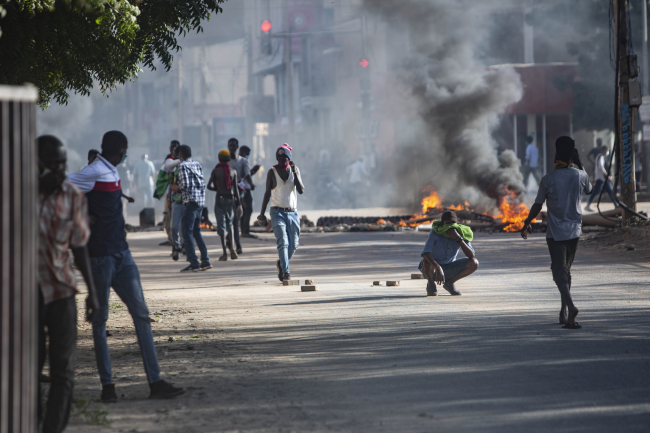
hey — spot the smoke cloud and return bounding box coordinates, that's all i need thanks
[363,0,525,212]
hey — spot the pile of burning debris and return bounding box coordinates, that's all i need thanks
[315,188,544,233]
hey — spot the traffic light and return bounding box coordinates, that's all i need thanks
[260,20,272,55]
[359,58,370,91]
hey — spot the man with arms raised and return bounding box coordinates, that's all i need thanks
[419,210,479,296]
[68,131,185,401]
[521,136,592,329]
[258,144,305,281]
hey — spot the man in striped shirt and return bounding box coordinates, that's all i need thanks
[38,135,99,433]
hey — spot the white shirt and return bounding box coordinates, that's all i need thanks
[594,154,608,183]
[348,160,368,184]
[133,159,156,187]
[270,167,298,209]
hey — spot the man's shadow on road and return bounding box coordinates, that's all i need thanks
[271,295,429,306]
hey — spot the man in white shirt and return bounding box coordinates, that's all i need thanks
[523,135,540,190]
[585,145,618,211]
[132,154,156,208]
[347,158,368,208]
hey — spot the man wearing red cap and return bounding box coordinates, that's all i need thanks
[258,144,305,281]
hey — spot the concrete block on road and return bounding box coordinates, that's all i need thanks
[283,280,300,286]
[411,273,425,279]
[301,285,318,292]
[305,279,315,285]
[373,281,382,286]
[386,281,400,286]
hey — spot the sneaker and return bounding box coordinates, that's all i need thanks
[230,250,239,260]
[200,262,213,271]
[584,205,593,212]
[101,384,118,403]
[172,249,179,261]
[276,260,283,282]
[426,282,437,296]
[159,241,172,246]
[148,379,186,399]
[283,272,291,281]
[236,247,242,255]
[180,265,200,272]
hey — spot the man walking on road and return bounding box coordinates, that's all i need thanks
[227,138,244,253]
[258,144,305,281]
[37,135,100,433]
[237,145,260,237]
[133,154,156,209]
[68,131,185,402]
[172,144,212,272]
[585,145,617,211]
[159,140,181,247]
[523,135,541,190]
[207,149,242,261]
[521,136,592,329]
[419,211,479,297]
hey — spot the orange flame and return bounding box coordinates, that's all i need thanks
[376,219,387,225]
[421,190,441,214]
[496,191,533,232]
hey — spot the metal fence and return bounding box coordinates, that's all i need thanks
[0,85,39,433]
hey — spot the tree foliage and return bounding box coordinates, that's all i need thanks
[0,0,223,106]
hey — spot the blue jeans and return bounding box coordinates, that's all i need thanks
[182,201,210,267]
[171,201,183,251]
[90,250,161,385]
[586,179,618,206]
[270,208,300,275]
[214,196,234,236]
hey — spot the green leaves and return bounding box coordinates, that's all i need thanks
[0,0,223,107]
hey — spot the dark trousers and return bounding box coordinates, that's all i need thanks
[38,292,77,433]
[546,237,579,286]
[241,189,253,235]
[522,165,541,187]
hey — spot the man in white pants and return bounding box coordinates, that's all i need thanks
[258,144,305,281]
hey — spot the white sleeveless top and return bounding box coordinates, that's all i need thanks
[270,167,298,209]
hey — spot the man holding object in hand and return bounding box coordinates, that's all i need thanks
[258,144,305,281]
[419,210,479,296]
[521,136,592,329]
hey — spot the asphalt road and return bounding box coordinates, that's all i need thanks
[68,229,650,433]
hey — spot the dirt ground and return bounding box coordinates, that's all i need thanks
[50,222,650,433]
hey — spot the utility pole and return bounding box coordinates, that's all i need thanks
[642,0,649,190]
[614,0,637,220]
[284,0,295,143]
[178,52,184,144]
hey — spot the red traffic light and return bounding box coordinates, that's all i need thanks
[359,58,369,68]
[261,20,272,33]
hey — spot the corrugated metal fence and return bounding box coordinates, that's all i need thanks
[0,85,39,433]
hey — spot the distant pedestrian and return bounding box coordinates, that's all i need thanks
[587,138,604,178]
[418,211,479,296]
[172,144,212,272]
[227,137,243,253]
[88,149,100,165]
[347,157,368,208]
[521,136,593,329]
[133,154,156,209]
[169,145,185,261]
[236,145,260,237]
[37,135,99,433]
[68,131,185,401]
[258,144,305,281]
[585,145,617,211]
[207,149,242,261]
[523,135,541,189]
[159,140,181,247]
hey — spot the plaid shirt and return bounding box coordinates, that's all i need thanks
[38,179,90,304]
[178,158,206,207]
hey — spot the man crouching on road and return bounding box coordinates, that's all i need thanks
[419,211,479,296]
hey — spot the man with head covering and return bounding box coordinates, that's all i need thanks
[419,210,479,297]
[207,150,242,261]
[257,144,305,281]
[521,136,593,330]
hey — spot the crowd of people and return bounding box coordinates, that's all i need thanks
[37,130,305,432]
[38,129,594,432]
